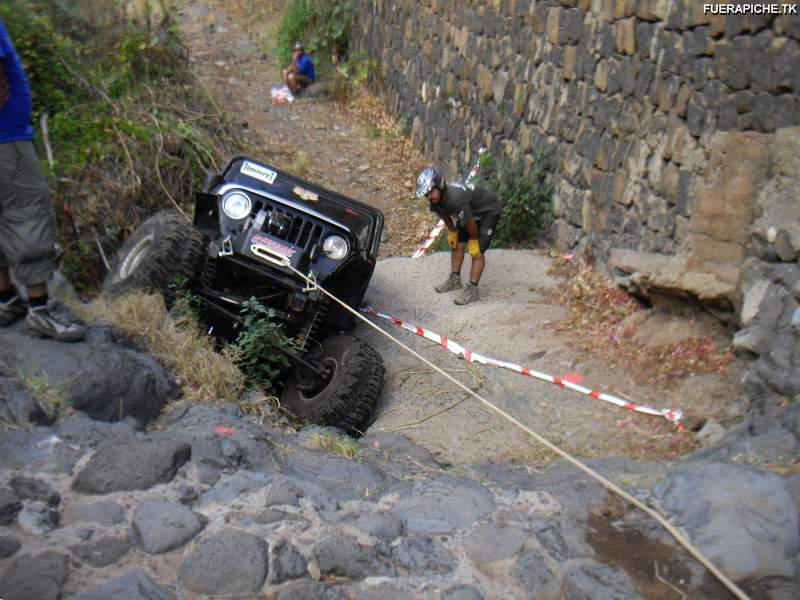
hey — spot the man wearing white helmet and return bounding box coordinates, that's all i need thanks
[415,167,503,305]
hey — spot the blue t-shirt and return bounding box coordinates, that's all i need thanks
[0,20,34,143]
[296,53,315,82]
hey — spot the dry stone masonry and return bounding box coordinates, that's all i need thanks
[352,0,800,416]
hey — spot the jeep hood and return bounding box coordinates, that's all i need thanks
[221,157,382,258]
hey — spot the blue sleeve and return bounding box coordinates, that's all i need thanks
[0,22,10,58]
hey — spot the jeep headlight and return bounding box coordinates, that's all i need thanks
[323,235,348,260]
[221,191,252,220]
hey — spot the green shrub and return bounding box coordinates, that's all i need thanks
[275,0,312,66]
[233,299,297,394]
[0,2,78,117]
[485,149,554,247]
[276,0,354,69]
[330,51,374,105]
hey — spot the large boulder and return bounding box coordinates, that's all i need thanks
[0,377,51,426]
[132,500,206,554]
[63,568,177,600]
[0,323,178,425]
[62,500,125,527]
[9,476,60,506]
[0,551,69,600]
[178,529,268,595]
[69,535,134,568]
[655,463,800,581]
[71,439,191,494]
[313,534,393,579]
[390,476,496,534]
[0,488,21,525]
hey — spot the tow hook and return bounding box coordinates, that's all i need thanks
[219,236,234,257]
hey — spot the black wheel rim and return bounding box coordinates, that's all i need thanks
[297,356,338,400]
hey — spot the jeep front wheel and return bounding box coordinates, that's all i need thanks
[103,210,204,302]
[282,335,384,434]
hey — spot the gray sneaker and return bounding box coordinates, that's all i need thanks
[26,306,86,342]
[0,295,27,326]
[435,274,462,293]
[454,283,479,305]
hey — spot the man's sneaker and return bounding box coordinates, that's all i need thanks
[454,283,479,305]
[434,274,462,293]
[26,306,86,342]
[0,295,27,326]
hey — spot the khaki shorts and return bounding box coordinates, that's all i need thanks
[0,140,56,286]
[293,74,312,88]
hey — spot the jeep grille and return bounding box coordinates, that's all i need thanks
[257,199,325,252]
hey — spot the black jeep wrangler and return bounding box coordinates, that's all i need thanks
[104,156,385,433]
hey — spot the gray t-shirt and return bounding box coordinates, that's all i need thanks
[431,181,503,227]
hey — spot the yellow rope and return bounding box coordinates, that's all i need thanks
[286,263,751,600]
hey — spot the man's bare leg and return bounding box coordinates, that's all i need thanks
[469,254,485,284]
[451,242,466,274]
[26,282,47,301]
[0,268,11,292]
[287,73,300,93]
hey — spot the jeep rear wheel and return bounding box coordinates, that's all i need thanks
[282,335,384,435]
[104,210,205,302]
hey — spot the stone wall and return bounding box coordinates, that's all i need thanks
[351,0,800,411]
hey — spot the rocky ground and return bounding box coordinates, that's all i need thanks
[1,351,799,599]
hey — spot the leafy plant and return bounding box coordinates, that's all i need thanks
[275,0,312,66]
[233,298,297,394]
[330,52,375,106]
[485,149,554,247]
[276,0,354,68]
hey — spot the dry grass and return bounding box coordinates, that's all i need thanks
[71,292,244,402]
[238,390,296,429]
[17,369,67,422]
[314,431,363,460]
[287,150,311,177]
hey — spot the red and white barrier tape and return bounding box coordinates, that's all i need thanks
[361,307,684,427]
[411,220,446,259]
[412,147,487,259]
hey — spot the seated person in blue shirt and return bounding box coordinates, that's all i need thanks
[282,41,315,94]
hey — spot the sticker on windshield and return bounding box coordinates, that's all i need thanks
[240,161,277,184]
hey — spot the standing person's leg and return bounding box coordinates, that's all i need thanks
[0,142,28,325]
[455,213,498,305]
[435,230,467,293]
[451,241,466,275]
[468,254,485,285]
[3,141,85,341]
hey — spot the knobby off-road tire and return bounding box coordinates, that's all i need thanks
[103,210,205,303]
[282,335,384,435]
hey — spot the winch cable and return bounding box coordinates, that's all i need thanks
[284,262,750,600]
